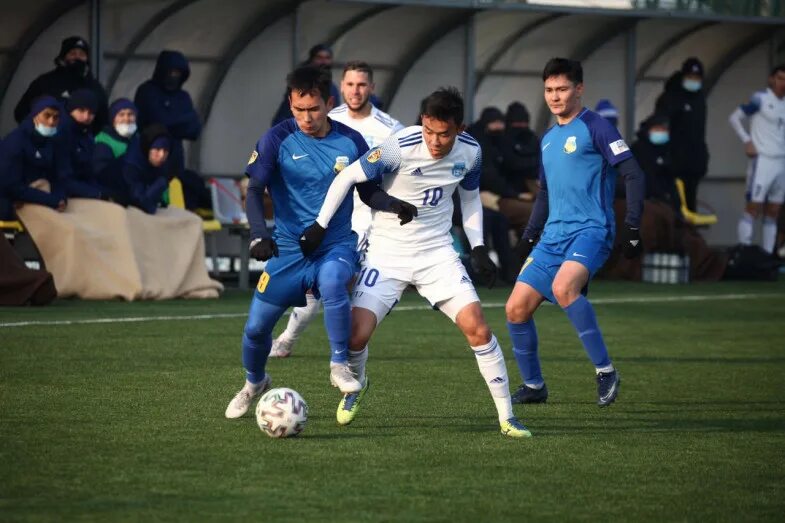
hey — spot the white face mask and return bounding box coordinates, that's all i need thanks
[115,122,137,138]
[682,79,702,92]
[35,123,58,137]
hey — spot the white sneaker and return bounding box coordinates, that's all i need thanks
[269,336,294,358]
[224,374,272,419]
[329,362,362,394]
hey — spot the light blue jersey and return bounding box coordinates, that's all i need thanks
[539,108,632,248]
[246,118,368,252]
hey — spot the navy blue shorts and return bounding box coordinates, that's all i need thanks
[516,232,610,303]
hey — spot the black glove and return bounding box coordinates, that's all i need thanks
[388,200,418,225]
[250,238,278,261]
[513,237,535,266]
[470,245,497,289]
[299,222,326,256]
[619,224,643,259]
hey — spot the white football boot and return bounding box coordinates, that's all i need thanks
[224,374,272,419]
[269,336,294,358]
[329,362,362,394]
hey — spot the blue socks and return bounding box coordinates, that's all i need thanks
[242,298,286,384]
[506,319,543,386]
[563,295,611,369]
[317,260,353,364]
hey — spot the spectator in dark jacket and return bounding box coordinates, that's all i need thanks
[631,114,680,209]
[123,124,173,214]
[654,57,708,212]
[94,98,138,205]
[61,89,103,200]
[502,101,539,195]
[0,96,69,219]
[14,36,109,133]
[134,50,209,210]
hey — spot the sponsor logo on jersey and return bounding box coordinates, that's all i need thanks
[292,153,309,160]
[460,275,471,284]
[247,150,258,165]
[452,162,466,177]
[333,155,349,174]
[411,167,423,176]
[367,148,382,163]
[609,139,629,156]
[563,136,577,154]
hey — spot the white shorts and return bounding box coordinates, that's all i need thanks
[747,154,785,204]
[352,246,479,324]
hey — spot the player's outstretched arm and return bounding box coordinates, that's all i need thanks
[616,156,645,259]
[246,177,278,261]
[356,181,417,225]
[458,186,497,288]
[513,174,549,264]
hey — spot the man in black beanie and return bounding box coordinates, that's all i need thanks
[14,36,109,133]
[502,101,540,196]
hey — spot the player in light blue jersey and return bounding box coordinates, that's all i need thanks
[506,58,645,407]
[225,66,415,419]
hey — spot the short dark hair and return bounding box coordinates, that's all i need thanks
[343,60,373,81]
[420,87,464,125]
[542,58,583,84]
[286,66,332,103]
[770,64,785,76]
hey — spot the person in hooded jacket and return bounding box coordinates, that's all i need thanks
[14,36,109,133]
[0,96,69,219]
[134,50,209,210]
[93,98,138,205]
[501,102,539,196]
[630,114,680,210]
[654,57,708,212]
[60,89,104,200]
[123,124,173,215]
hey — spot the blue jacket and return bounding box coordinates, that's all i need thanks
[61,115,103,199]
[134,51,201,175]
[0,117,68,211]
[122,135,172,214]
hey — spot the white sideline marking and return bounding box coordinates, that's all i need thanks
[0,293,777,329]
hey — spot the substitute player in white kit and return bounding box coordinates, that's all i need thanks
[270,61,403,358]
[729,64,785,255]
[299,87,532,438]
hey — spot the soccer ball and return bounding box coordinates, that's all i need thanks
[255,387,308,438]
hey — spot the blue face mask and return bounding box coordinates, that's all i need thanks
[35,123,58,137]
[682,79,702,92]
[649,131,670,145]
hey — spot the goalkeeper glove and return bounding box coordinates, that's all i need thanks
[470,245,498,289]
[620,224,643,259]
[250,238,278,261]
[513,237,535,266]
[388,200,418,225]
[299,222,326,256]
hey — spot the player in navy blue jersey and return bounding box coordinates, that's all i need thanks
[506,58,645,407]
[225,66,415,419]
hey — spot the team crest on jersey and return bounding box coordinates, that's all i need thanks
[367,148,382,163]
[452,162,466,177]
[333,155,350,174]
[563,136,577,154]
[247,150,258,165]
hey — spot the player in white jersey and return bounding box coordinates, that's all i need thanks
[728,64,785,254]
[270,61,404,358]
[299,88,532,438]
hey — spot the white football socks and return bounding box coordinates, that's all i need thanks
[348,346,368,385]
[737,213,754,245]
[281,293,321,341]
[472,335,514,422]
[762,217,777,253]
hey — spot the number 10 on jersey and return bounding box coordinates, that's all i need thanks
[422,187,443,206]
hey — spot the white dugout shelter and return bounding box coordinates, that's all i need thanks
[1,0,783,245]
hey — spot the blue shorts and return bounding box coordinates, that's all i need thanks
[516,232,610,303]
[253,244,359,307]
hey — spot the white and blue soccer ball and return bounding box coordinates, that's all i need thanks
[255,387,308,438]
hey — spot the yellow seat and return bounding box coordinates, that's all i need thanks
[0,220,24,232]
[675,178,718,226]
[168,178,221,232]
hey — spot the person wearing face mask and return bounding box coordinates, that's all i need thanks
[14,36,109,134]
[654,57,708,213]
[122,124,175,215]
[93,98,138,205]
[134,50,210,210]
[0,96,69,219]
[630,114,679,209]
[60,89,105,200]
[501,102,540,197]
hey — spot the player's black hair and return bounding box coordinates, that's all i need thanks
[286,65,332,103]
[770,63,785,76]
[420,87,464,125]
[542,58,583,85]
[343,60,373,82]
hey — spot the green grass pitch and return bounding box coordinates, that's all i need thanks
[1,280,784,521]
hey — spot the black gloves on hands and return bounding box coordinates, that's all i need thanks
[620,224,643,259]
[299,222,326,256]
[513,237,535,266]
[389,200,418,225]
[250,238,278,261]
[470,245,498,289]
